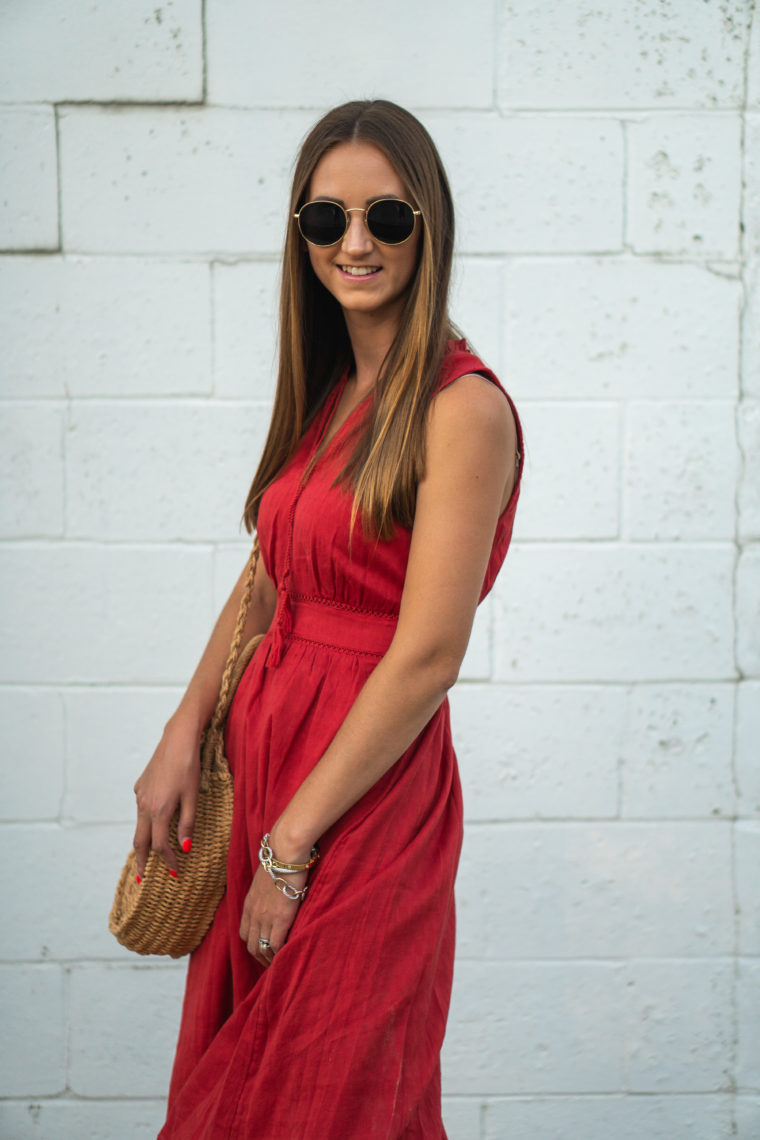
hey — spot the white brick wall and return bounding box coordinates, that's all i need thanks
[0,2,756,1137]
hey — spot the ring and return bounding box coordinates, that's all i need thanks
[258,937,271,948]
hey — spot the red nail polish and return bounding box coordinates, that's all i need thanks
[168,868,178,879]
[135,874,142,885]
[181,837,192,853]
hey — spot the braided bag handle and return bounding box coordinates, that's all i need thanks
[201,537,262,782]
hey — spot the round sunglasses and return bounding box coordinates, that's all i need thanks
[294,198,421,247]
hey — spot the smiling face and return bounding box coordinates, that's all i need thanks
[303,140,422,329]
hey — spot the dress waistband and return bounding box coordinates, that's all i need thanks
[286,595,398,658]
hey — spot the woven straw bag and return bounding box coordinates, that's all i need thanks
[109,539,262,958]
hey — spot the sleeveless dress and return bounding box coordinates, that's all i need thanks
[159,340,525,1140]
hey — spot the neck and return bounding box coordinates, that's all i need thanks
[342,306,402,393]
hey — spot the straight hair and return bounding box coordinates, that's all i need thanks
[242,99,457,541]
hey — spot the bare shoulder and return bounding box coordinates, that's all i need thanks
[428,373,517,454]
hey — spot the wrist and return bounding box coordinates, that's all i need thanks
[268,818,318,864]
[165,702,206,742]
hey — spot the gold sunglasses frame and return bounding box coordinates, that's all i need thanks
[294,198,422,247]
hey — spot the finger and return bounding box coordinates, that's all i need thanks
[269,914,293,956]
[177,785,198,855]
[249,931,274,967]
[132,813,152,880]
[151,814,178,877]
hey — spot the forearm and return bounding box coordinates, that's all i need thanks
[172,561,276,736]
[270,647,456,859]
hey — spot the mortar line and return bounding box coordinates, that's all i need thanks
[201,0,208,103]
[620,118,629,251]
[209,259,217,395]
[0,248,743,265]
[491,0,499,111]
[52,104,63,253]
[729,3,756,1130]
[2,99,752,114]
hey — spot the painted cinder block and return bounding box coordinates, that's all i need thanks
[213,541,257,616]
[737,1096,760,1140]
[455,821,733,960]
[459,599,492,683]
[0,107,58,251]
[497,0,748,110]
[505,257,741,401]
[63,688,185,824]
[513,401,619,539]
[441,1096,482,1140]
[0,688,64,821]
[492,543,735,683]
[213,260,279,401]
[65,401,270,541]
[0,0,751,1125]
[736,822,760,956]
[736,682,760,817]
[0,823,135,961]
[623,402,738,541]
[0,544,215,684]
[449,684,622,820]
[744,114,760,256]
[58,107,316,255]
[739,401,760,541]
[741,258,760,400]
[748,6,760,108]
[421,113,623,255]
[0,256,212,398]
[737,959,760,1092]
[68,962,186,1096]
[442,960,626,1093]
[626,113,742,258]
[623,958,733,1092]
[0,402,64,537]
[0,1099,167,1140]
[482,1093,734,1140]
[0,965,65,1095]
[207,0,493,109]
[0,0,202,102]
[450,257,504,379]
[620,684,735,819]
[737,545,760,677]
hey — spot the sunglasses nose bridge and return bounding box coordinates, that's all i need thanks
[340,206,373,248]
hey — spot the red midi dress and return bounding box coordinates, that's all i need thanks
[159,340,524,1140]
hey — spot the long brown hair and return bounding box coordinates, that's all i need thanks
[242,99,457,540]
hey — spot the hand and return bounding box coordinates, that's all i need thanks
[239,862,308,967]
[132,713,202,879]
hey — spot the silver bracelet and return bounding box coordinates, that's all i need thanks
[264,866,309,901]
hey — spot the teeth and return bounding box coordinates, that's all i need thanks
[341,266,379,276]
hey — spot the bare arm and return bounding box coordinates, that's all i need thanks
[133,547,277,877]
[241,375,517,962]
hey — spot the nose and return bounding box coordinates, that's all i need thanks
[341,209,373,255]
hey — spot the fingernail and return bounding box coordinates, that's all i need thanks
[181,837,192,853]
[168,868,178,879]
[136,873,142,885]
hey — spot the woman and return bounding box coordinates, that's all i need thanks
[134,99,524,1138]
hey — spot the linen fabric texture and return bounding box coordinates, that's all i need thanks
[159,341,525,1139]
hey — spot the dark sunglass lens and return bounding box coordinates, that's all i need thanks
[298,202,345,246]
[367,200,415,244]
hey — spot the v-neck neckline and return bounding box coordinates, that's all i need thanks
[315,370,373,456]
